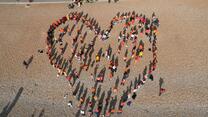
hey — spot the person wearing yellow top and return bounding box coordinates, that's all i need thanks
[139,51,143,57]
[96,54,100,62]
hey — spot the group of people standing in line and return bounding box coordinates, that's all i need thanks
[45,10,163,116]
[68,0,119,9]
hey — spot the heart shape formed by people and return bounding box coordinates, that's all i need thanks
[46,11,159,116]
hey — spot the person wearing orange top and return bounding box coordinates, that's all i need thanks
[59,28,64,33]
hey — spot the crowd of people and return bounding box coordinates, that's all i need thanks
[68,0,119,9]
[68,0,83,9]
[45,10,161,116]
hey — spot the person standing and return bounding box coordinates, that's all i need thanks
[159,77,166,96]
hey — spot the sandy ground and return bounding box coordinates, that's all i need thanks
[0,0,208,117]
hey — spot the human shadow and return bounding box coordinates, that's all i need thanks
[31,108,36,117]
[91,60,95,68]
[85,58,92,71]
[121,90,128,103]
[70,43,79,62]
[73,81,81,96]
[138,74,144,85]
[103,88,112,115]
[71,68,78,86]
[78,65,84,78]
[159,77,164,96]
[69,24,76,36]
[84,45,91,59]
[54,54,61,65]
[62,59,69,72]
[93,64,99,78]
[31,108,45,117]
[0,87,24,117]
[126,58,132,68]
[121,68,131,85]
[105,45,111,58]
[97,48,103,57]
[97,67,106,82]
[143,66,147,80]
[159,77,164,89]
[61,42,68,55]
[84,96,90,113]
[92,81,98,97]
[51,50,58,62]
[75,109,80,117]
[115,56,119,67]
[134,77,138,89]
[129,81,133,93]
[97,91,105,116]
[77,83,84,100]
[58,57,63,68]
[96,85,102,98]
[113,76,119,91]
[81,88,88,103]
[89,47,94,59]
[80,31,87,43]
[98,91,105,105]
[38,108,45,117]
[109,95,117,114]
[79,24,84,34]
[111,54,115,63]
[23,55,33,69]
[124,49,128,61]
[66,64,72,76]
[61,59,66,69]
[50,46,57,57]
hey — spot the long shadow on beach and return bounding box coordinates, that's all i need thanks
[23,55,33,69]
[38,108,45,117]
[0,87,24,117]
